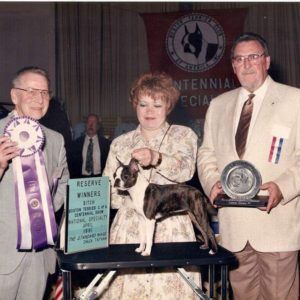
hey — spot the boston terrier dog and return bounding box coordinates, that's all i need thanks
[113,158,218,256]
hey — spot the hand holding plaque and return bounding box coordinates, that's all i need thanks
[215,160,268,207]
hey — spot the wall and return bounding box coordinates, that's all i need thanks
[0,2,55,104]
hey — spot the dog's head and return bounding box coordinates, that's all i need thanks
[181,23,203,59]
[113,158,140,190]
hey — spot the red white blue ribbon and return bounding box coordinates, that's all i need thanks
[4,116,57,250]
[268,136,284,164]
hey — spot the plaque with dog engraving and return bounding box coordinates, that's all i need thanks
[215,160,267,207]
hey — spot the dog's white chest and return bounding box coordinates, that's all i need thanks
[129,189,146,217]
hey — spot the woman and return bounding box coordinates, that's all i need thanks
[102,72,199,300]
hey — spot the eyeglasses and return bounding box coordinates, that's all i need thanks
[14,87,52,99]
[232,53,265,65]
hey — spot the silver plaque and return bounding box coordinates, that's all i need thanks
[221,160,261,200]
[216,160,267,207]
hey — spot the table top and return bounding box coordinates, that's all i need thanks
[57,242,236,271]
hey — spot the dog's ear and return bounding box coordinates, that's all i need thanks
[184,24,189,34]
[129,158,139,173]
[116,157,125,167]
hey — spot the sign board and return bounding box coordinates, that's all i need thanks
[64,176,110,254]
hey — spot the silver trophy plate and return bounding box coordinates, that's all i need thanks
[215,160,267,207]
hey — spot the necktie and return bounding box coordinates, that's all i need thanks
[235,94,255,158]
[85,138,94,174]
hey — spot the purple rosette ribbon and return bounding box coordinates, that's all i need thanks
[4,116,57,250]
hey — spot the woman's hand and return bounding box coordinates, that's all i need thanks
[0,136,18,177]
[132,148,159,167]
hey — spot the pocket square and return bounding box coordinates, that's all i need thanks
[271,124,290,139]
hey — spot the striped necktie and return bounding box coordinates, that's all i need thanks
[235,94,255,158]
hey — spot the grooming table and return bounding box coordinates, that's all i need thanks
[57,242,236,300]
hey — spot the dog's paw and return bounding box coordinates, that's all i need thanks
[209,249,216,255]
[141,250,151,256]
[135,247,143,253]
[135,244,146,253]
[141,245,152,256]
[200,244,209,250]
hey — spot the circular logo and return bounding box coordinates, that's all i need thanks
[19,131,30,142]
[166,13,225,73]
[29,198,40,209]
[4,116,45,157]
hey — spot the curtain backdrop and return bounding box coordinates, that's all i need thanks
[55,2,300,138]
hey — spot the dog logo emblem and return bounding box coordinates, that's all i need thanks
[166,13,225,73]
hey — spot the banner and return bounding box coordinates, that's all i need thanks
[141,9,247,130]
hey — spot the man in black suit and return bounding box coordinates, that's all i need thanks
[69,113,111,178]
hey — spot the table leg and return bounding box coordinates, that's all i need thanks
[62,269,72,300]
[221,265,228,300]
[208,264,215,299]
[177,268,209,300]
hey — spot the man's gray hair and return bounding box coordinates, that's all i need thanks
[12,66,50,88]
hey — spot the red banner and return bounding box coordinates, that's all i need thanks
[141,9,246,124]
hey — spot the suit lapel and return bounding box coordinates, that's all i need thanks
[41,128,52,182]
[246,79,280,155]
[223,89,241,156]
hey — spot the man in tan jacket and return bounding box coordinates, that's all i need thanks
[198,32,300,299]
